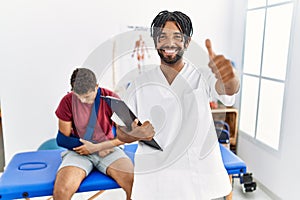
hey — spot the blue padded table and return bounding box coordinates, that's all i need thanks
[219,144,247,175]
[0,144,245,199]
[0,149,120,199]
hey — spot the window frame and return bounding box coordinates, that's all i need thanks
[238,0,295,152]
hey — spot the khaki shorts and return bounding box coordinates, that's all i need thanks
[58,146,129,176]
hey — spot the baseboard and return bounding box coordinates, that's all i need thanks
[255,179,282,200]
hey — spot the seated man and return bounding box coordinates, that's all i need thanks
[53,68,154,200]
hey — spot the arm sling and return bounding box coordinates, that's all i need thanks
[56,88,101,149]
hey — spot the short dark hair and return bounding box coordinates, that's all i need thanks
[70,68,97,95]
[150,10,193,47]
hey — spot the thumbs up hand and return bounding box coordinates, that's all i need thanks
[205,39,240,95]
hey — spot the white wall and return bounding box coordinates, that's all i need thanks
[233,0,300,199]
[3,0,299,199]
[0,0,233,163]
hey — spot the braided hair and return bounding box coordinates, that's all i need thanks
[150,10,193,47]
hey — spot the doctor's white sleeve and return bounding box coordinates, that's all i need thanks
[202,66,237,106]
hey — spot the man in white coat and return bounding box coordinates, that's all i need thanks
[115,10,241,200]
[75,10,240,200]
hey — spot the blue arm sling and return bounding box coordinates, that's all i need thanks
[56,88,101,149]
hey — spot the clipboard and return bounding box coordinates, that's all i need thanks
[101,96,163,151]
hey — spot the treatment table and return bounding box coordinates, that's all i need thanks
[0,143,247,199]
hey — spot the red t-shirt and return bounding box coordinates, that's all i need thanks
[55,87,118,143]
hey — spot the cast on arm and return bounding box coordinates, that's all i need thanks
[56,117,127,156]
[56,131,83,150]
[56,119,83,150]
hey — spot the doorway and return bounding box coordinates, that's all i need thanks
[0,101,5,172]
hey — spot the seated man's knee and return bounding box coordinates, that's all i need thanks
[53,184,72,199]
[107,158,134,181]
[53,166,86,199]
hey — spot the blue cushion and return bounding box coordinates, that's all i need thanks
[38,138,65,150]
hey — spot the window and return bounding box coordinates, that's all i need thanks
[239,0,294,150]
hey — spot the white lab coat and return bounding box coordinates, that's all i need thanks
[124,63,235,200]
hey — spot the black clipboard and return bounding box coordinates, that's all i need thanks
[101,96,163,151]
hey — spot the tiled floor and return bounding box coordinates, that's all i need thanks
[230,178,273,200]
[67,181,273,200]
[20,177,273,200]
[81,178,273,200]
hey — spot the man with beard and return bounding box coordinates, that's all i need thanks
[83,10,240,199]
[119,10,240,200]
[124,10,240,200]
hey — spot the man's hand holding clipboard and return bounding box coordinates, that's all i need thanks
[101,96,163,151]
